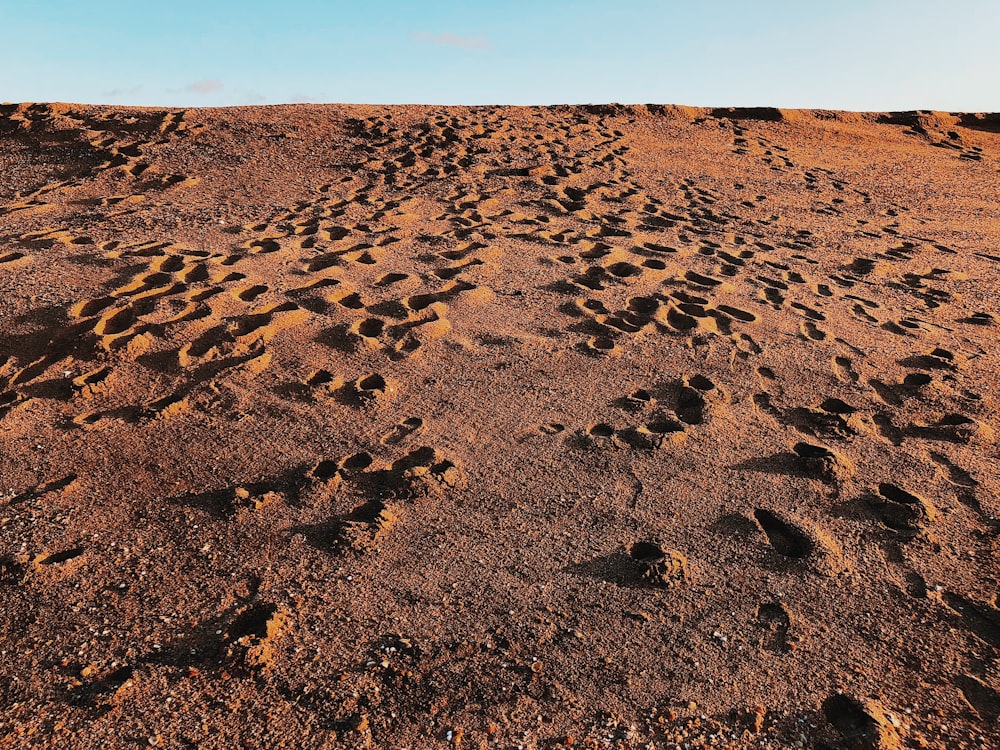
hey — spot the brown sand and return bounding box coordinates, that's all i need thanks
[0,102,998,749]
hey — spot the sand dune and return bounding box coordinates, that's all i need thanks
[0,102,998,748]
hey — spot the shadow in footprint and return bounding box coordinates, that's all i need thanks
[316,323,356,353]
[708,513,759,538]
[754,509,814,559]
[956,674,1000,721]
[942,592,1000,648]
[66,665,136,711]
[167,470,306,519]
[757,601,791,653]
[786,407,855,439]
[565,551,643,587]
[821,694,891,749]
[730,452,802,478]
[676,385,706,425]
[286,519,344,552]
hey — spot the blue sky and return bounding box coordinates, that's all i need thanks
[1,1,997,110]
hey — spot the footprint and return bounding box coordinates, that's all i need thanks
[340,452,374,472]
[846,299,880,325]
[871,483,936,534]
[665,307,698,331]
[753,509,813,559]
[584,335,617,356]
[928,451,979,510]
[801,320,827,341]
[716,304,757,323]
[34,547,85,566]
[821,694,901,749]
[71,297,116,319]
[762,287,785,306]
[872,413,904,446]
[685,270,723,287]
[248,238,281,254]
[381,416,424,445]
[336,500,401,551]
[833,356,859,383]
[734,333,762,355]
[72,367,111,399]
[93,306,136,337]
[869,378,903,407]
[112,271,172,297]
[621,388,654,410]
[336,292,366,310]
[587,422,615,440]
[376,272,409,286]
[148,391,190,420]
[960,311,994,326]
[304,369,340,394]
[790,302,825,321]
[675,376,716,425]
[605,261,642,279]
[223,603,288,670]
[72,411,106,429]
[352,318,386,340]
[403,293,439,312]
[793,442,851,482]
[642,416,685,444]
[941,592,1000,648]
[900,347,956,370]
[353,373,395,405]
[757,601,791,653]
[628,541,687,586]
[180,262,210,283]
[791,407,856,440]
[234,284,268,302]
[956,675,1000,721]
[896,569,927,598]
[901,372,932,392]
[819,398,856,415]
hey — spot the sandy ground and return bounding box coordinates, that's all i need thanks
[0,102,998,749]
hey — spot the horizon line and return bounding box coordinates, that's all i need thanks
[4,101,999,117]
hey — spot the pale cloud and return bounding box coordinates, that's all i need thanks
[411,32,490,50]
[184,79,224,94]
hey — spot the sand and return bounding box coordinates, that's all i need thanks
[0,102,998,749]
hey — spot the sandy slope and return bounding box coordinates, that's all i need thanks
[0,102,998,749]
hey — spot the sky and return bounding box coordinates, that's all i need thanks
[1,0,998,111]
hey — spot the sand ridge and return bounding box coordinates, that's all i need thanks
[0,102,998,748]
